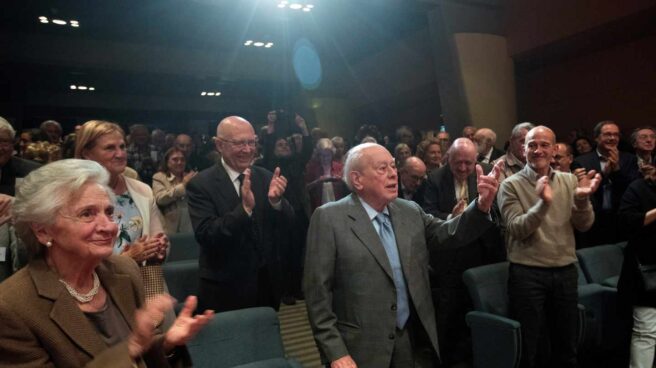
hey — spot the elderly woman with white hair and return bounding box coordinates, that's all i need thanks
[0,159,213,367]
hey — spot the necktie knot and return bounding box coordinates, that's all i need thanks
[375,213,390,229]
[237,173,245,185]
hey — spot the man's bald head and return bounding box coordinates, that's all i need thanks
[448,138,478,182]
[399,156,427,194]
[215,116,257,172]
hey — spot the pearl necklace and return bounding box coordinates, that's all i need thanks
[59,271,100,303]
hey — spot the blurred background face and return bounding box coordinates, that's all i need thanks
[167,151,186,176]
[130,127,150,146]
[44,124,62,143]
[83,132,128,177]
[424,143,442,167]
[274,138,292,158]
[448,148,477,182]
[395,145,411,162]
[634,128,656,153]
[462,126,477,140]
[0,130,13,167]
[552,143,573,172]
[174,135,194,158]
[596,123,620,152]
[400,162,426,192]
[510,128,529,163]
[473,132,491,155]
[575,138,592,155]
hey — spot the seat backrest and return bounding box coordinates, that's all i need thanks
[576,244,625,285]
[463,262,510,317]
[167,232,200,262]
[187,307,286,368]
[163,259,198,303]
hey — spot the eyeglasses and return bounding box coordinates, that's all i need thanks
[637,134,656,140]
[219,137,258,148]
[600,132,620,138]
[60,207,118,224]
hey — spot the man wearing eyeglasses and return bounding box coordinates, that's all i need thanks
[631,126,656,169]
[186,116,294,312]
[574,120,640,247]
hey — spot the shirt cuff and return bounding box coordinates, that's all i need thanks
[269,199,282,211]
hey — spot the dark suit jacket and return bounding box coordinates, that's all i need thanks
[479,146,504,164]
[0,157,41,196]
[303,194,493,367]
[0,255,190,367]
[574,151,639,212]
[422,164,504,285]
[186,163,294,308]
[397,177,426,207]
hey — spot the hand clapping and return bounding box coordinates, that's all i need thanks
[268,167,288,204]
[476,160,503,213]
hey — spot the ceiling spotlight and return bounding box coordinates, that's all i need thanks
[278,3,286,8]
[253,42,264,47]
[40,19,49,24]
[207,92,215,96]
[265,43,274,48]
[215,92,221,96]
[289,3,303,10]
[303,7,311,11]
[201,92,207,96]
[244,40,253,46]
[39,16,48,20]
[306,4,314,8]
[77,86,88,90]
[70,85,77,90]
[52,19,67,25]
[88,87,95,91]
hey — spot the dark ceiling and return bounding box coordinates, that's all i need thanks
[0,0,438,131]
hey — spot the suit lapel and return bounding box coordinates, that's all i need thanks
[214,164,240,209]
[347,195,394,281]
[29,259,107,358]
[388,201,412,278]
[97,260,138,332]
[441,167,457,208]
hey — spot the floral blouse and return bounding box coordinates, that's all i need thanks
[113,192,144,254]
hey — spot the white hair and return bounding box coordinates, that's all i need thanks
[0,116,16,139]
[13,159,114,260]
[343,142,381,190]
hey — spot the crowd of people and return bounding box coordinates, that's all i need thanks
[0,111,654,368]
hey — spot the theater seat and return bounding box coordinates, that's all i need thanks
[187,307,301,368]
[167,232,200,262]
[576,243,625,287]
[463,262,586,368]
[163,259,198,312]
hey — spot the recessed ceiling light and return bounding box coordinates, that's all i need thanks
[244,40,253,46]
[289,3,303,10]
[78,86,88,90]
[303,7,311,12]
[201,92,207,96]
[306,4,314,8]
[207,92,215,96]
[278,3,286,8]
[52,19,67,25]
[215,92,221,96]
[253,42,264,47]
[70,85,77,90]
[39,16,48,20]
[40,19,49,24]
[88,87,95,91]
[265,43,274,48]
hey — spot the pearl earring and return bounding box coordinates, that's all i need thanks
[46,241,52,248]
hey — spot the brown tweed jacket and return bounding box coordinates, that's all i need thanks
[0,255,190,368]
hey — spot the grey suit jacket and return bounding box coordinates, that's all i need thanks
[0,255,190,367]
[303,193,493,367]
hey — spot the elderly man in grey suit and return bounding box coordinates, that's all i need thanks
[304,143,502,368]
